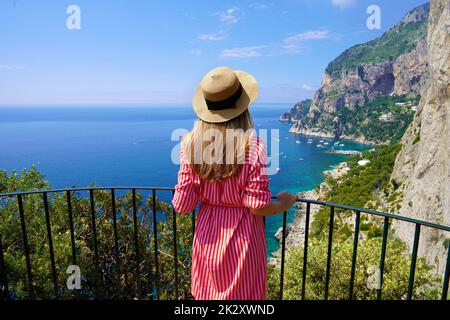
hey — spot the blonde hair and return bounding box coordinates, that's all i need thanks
[182,110,255,182]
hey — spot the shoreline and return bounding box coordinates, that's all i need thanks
[286,122,377,146]
[269,161,351,264]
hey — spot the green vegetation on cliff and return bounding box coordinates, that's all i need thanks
[326,18,428,78]
[337,95,420,143]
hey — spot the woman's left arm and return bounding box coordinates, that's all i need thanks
[172,149,199,214]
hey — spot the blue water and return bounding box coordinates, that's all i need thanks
[0,104,370,254]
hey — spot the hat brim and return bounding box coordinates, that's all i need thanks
[192,70,258,123]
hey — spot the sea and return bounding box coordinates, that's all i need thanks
[0,104,370,255]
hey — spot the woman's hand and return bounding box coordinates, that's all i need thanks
[276,191,298,212]
[249,191,297,216]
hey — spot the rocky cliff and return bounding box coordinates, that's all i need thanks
[285,3,430,143]
[390,0,449,274]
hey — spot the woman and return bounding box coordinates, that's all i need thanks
[172,66,297,300]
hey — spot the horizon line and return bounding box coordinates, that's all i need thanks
[0,101,296,107]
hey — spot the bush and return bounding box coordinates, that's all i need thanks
[268,237,441,300]
[0,167,193,300]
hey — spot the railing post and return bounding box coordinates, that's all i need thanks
[66,190,77,266]
[110,189,121,292]
[152,189,160,300]
[279,210,287,300]
[43,192,59,298]
[89,189,102,299]
[324,206,334,300]
[131,189,142,298]
[377,217,390,300]
[442,245,450,300]
[192,209,196,235]
[0,236,8,299]
[301,202,310,300]
[407,224,421,300]
[349,211,361,300]
[18,194,34,299]
[172,190,179,300]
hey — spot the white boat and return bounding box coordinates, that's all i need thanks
[320,140,324,143]
[324,142,329,145]
[299,157,304,161]
[339,144,345,147]
[307,140,313,144]
[296,140,301,144]
[334,141,340,146]
[317,144,323,148]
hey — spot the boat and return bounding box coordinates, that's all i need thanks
[296,140,301,144]
[299,157,304,161]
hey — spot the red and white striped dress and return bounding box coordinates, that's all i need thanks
[172,137,271,300]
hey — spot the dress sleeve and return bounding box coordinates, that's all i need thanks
[242,139,272,209]
[172,147,199,214]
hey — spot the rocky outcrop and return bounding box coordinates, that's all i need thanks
[285,3,430,141]
[390,0,450,274]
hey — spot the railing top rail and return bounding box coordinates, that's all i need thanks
[0,186,175,197]
[294,197,450,232]
[0,186,449,232]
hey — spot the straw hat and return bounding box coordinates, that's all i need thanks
[193,66,258,123]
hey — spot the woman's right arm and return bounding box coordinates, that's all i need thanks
[249,191,297,217]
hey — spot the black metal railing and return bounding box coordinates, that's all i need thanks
[0,187,449,300]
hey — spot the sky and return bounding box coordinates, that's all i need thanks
[0,0,428,105]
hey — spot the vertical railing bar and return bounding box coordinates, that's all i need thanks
[441,245,450,300]
[349,210,361,300]
[89,189,102,300]
[66,190,77,266]
[172,190,179,299]
[18,194,34,299]
[111,189,121,292]
[152,189,160,300]
[324,206,334,300]
[43,192,59,298]
[131,189,142,298]
[377,216,390,300]
[301,202,310,300]
[279,210,287,300]
[406,224,421,300]
[192,209,196,235]
[0,236,9,299]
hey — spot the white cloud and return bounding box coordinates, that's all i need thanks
[213,7,240,25]
[284,30,330,43]
[198,31,226,41]
[0,64,30,71]
[331,0,356,9]
[220,46,265,58]
[302,84,314,91]
[281,30,330,53]
[219,29,330,59]
[250,2,269,11]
